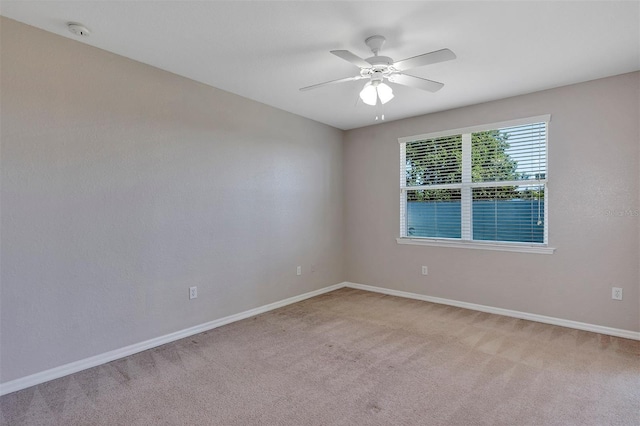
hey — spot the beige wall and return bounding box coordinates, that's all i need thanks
[2,16,639,387]
[0,18,345,382]
[344,72,640,332]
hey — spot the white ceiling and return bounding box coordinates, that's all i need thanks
[2,1,639,130]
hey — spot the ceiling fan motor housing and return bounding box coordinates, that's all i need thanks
[362,55,395,82]
[366,56,393,68]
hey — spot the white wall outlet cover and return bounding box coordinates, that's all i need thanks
[421,266,428,275]
[611,287,622,301]
[189,286,197,300]
[296,266,302,276]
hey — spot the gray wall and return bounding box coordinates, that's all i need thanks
[344,72,640,332]
[2,16,639,386]
[0,18,345,382]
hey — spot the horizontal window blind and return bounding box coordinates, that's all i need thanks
[472,122,546,182]
[472,185,545,243]
[407,189,462,239]
[400,117,549,246]
[405,135,462,187]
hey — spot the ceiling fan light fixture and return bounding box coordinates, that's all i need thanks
[359,82,378,106]
[377,82,394,104]
[300,35,456,115]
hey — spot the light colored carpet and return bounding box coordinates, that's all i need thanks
[1,288,639,425]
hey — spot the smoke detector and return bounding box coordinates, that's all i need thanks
[67,23,90,37]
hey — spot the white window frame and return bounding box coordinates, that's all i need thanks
[397,115,555,254]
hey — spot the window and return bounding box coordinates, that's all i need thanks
[398,115,554,254]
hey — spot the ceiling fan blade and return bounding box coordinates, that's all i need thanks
[330,50,371,69]
[299,75,364,92]
[388,74,444,92]
[393,48,456,72]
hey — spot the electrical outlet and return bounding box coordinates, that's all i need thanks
[612,287,622,301]
[421,266,428,275]
[189,286,197,300]
[296,266,302,276]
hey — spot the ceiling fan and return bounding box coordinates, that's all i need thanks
[300,35,456,107]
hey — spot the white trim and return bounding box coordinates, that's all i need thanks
[461,133,472,240]
[399,118,550,247]
[0,282,346,396]
[399,143,407,237]
[4,279,637,396]
[344,282,640,341]
[396,237,556,254]
[543,123,550,243]
[401,180,547,191]
[397,114,552,144]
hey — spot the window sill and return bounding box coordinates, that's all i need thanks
[396,237,556,254]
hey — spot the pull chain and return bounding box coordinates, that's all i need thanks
[375,97,386,121]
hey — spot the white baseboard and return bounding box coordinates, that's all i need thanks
[344,282,640,341]
[0,282,346,396]
[3,280,638,396]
